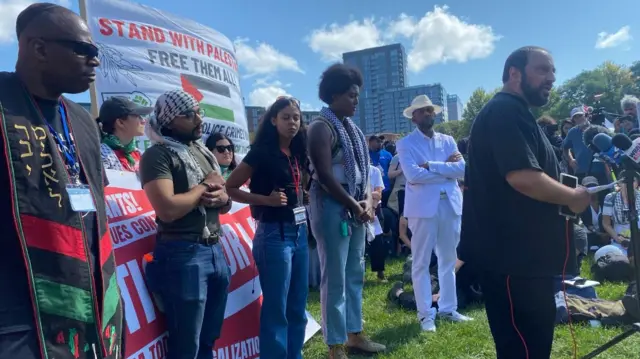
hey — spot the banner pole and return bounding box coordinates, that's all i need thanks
[77,0,99,118]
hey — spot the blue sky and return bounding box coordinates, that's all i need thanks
[0,0,637,111]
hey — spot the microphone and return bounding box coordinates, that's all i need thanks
[583,125,610,152]
[612,133,640,164]
[592,133,624,166]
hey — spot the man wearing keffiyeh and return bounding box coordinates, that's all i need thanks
[139,89,232,359]
[307,63,386,359]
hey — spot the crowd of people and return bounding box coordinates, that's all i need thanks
[2,3,640,359]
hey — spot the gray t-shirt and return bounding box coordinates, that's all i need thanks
[140,144,220,236]
[389,154,406,189]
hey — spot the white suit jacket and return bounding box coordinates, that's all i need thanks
[396,129,465,219]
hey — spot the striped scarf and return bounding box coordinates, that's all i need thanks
[320,107,369,200]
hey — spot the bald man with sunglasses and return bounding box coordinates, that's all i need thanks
[0,4,124,359]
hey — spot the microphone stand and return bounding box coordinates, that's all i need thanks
[582,167,640,358]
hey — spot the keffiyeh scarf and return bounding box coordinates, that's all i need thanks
[320,107,369,200]
[146,116,221,237]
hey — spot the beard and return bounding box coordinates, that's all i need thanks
[521,76,549,107]
[163,127,201,143]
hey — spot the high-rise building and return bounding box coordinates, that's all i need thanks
[374,84,449,135]
[245,106,266,133]
[301,111,320,124]
[343,44,407,134]
[245,106,320,134]
[447,94,464,121]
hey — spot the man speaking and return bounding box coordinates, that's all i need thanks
[460,47,590,359]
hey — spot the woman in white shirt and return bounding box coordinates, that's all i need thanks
[368,165,387,281]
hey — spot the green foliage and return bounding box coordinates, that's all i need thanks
[444,61,639,142]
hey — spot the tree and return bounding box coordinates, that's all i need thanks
[630,61,640,90]
[461,87,499,123]
[547,61,637,119]
[433,120,466,140]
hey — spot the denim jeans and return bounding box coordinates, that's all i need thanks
[309,182,366,345]
[147,238,231,359]
[253,221,309,359]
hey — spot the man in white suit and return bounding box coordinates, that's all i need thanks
[396,95,472,332]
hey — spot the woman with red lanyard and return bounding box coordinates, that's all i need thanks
[97,96,153,172]
[226,96,309,359]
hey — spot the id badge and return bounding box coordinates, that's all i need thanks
[66,184,96,212]
[293,206,307,225]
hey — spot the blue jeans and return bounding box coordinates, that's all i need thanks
[147,238,231,359]
[253,221,309,359]
[309,182,366,345]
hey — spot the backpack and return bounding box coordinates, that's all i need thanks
[591,252,634,282]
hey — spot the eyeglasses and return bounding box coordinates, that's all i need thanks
[41,38,99,59]
[178,108,205,120]
[276,95,300,108]
[215,145,234,153]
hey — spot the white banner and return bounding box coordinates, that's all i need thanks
[84,0,250,156]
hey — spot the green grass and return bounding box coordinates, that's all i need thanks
[302,257,640,358]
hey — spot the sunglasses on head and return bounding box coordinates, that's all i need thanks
[178,108,205,120]
[41,38,99,59]
[276,95,300,108]
[215,145,234,153]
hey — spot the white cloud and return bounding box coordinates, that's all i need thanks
[300,102,319,111]
[595,26,632,49]
[306,6,500,72]
[247,80,290,108]
[0,0,70,44]
[234,38,303,77]
[307,18,382,61]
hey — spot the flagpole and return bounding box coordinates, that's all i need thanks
[77,0,100,118]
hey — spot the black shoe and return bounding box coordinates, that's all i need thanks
[388,281,404,303]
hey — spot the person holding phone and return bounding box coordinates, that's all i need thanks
[226,96,309,359]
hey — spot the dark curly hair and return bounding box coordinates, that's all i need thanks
[253,98,308,167]
[318,63,363,105]
[205,132,237,171]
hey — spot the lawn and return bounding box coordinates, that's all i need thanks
[301,257,640,359]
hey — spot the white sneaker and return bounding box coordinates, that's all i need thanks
[420,317,436,332]
[439,311,474,322]
[420,308,437,332]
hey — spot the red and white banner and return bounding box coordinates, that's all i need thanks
[106,170,320,359]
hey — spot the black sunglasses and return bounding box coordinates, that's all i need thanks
[178,108,205,120]
[41,38,99,59]
[215,145,234,153]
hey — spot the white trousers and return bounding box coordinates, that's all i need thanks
[408,198,461,319]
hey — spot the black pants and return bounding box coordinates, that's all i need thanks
[480,272,556,359]
[370,235,386,272]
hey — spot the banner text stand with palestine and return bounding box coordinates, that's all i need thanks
[83,0,320,358]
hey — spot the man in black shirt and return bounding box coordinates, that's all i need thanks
[140,89,232,359]
[460,47,590,359]
[0,3,124,359]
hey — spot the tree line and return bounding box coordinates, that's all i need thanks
[434,60,640,140]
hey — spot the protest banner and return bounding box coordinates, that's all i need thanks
[105,170,320,359]
[83,0,250,156]
[83,0,321,357]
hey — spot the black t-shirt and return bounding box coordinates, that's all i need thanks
[0,96,102,332]
[139,144,221,236]
[243,145,303,223]
[459,92,576,277]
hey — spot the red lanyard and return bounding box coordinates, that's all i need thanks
[285,154,300,197]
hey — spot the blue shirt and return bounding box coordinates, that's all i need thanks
[562,126,605,174]
[369,149,393,190]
